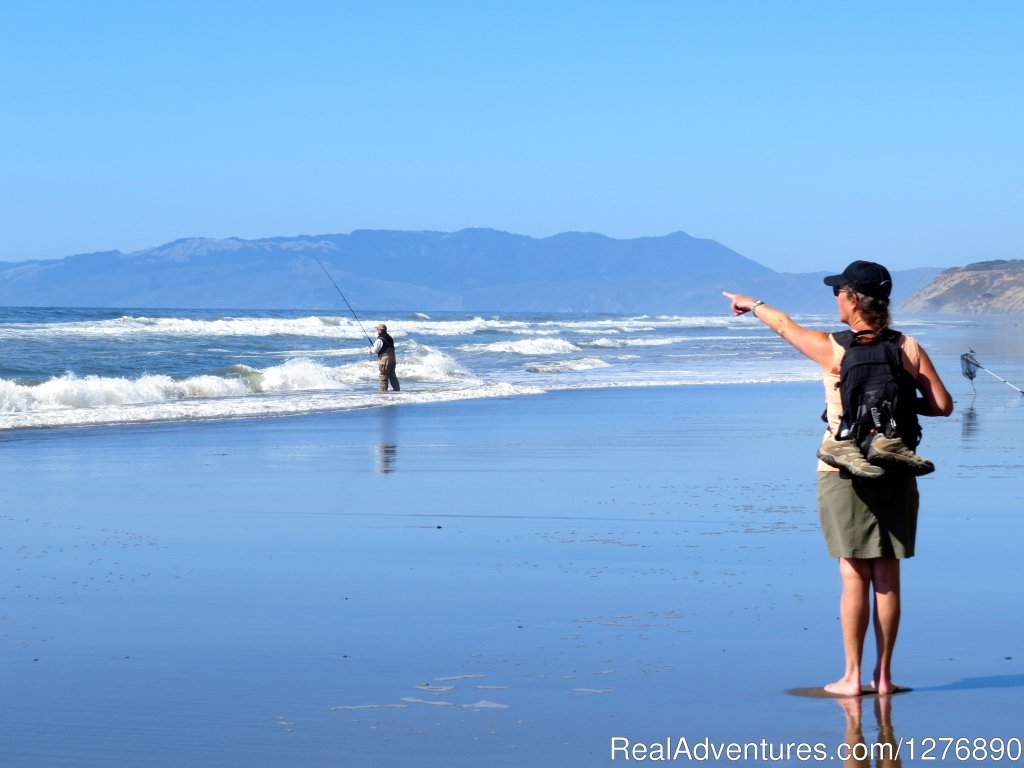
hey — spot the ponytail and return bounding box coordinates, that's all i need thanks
[852,290,890,334]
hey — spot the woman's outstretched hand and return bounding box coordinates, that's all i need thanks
[723,291,833,366]
[723,291,757,316]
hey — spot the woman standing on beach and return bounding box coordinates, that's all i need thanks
[723,261,953,696]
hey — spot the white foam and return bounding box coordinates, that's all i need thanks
[0,312,765,343]
[585,337,628,348]
[458,338,580,355]
[399,344,477,383]
[0,345,483,429]
[0,379,545,430]
[526,358,611,373]
[582,334,760,348]
[257,358,364,391]
[0,314,370,340]
[0,372,252,412]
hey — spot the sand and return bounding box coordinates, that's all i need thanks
[1,382,1021,766]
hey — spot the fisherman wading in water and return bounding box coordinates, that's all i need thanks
[371,323,400,392]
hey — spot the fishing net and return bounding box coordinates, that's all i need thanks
[961,350,981,382]
[961,350,1024,396]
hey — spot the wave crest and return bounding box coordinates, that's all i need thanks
[458,338,580,355]
[0,347,470,416]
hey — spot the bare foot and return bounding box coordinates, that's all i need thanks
[870,677,900,695]
[825,676,864,697]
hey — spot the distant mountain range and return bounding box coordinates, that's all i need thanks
[0,229,942,314]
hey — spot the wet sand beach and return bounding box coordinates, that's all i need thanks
[1,382,1021,766]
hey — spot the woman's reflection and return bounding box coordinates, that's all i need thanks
[835,695,901,768]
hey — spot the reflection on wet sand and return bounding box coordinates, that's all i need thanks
[962,399,980,442]
[376,408,397,473]
[835,695,902,768]
[375,444,397,474]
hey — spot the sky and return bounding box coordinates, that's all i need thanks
[1,1,1022,272]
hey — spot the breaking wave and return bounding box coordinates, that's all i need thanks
[0,306,874,431]
[458,338,580,355]
[0,345,479,429]
[526,358,612,373]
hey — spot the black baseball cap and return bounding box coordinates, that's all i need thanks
[823,261,893,298]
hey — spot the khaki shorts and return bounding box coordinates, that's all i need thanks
[817,471,919,559]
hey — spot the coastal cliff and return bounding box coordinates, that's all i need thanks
[902,260,1024,314]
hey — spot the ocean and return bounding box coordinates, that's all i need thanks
[2,306,1022,767]
[0,306,1014,431]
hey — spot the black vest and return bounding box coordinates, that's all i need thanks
[376,332,395,358]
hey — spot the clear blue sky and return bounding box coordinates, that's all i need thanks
[2,1,1021,271]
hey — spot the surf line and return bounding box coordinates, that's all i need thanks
[312,257,374,347]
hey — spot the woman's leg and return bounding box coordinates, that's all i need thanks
[825,557,872,696]
[869,558,901,694]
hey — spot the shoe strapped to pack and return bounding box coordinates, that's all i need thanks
[817,436,886,480]
[866,434,935,476]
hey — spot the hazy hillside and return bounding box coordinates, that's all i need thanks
[903,260,1024,314]
[0,229,939,314]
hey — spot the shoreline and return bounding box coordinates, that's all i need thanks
[1,382,1020,766]
[1,378,825,436]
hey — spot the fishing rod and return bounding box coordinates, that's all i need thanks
[960,349,1024,396]
[312,256,374,347]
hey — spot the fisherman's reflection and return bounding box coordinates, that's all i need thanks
[375,443,397,474]
[376,409,397,474]
[835,695,901,768]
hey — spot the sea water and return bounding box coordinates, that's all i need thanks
[0,306,1010,430]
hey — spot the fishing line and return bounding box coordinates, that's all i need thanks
[961,350,1024,396]
[312,257,374,347]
